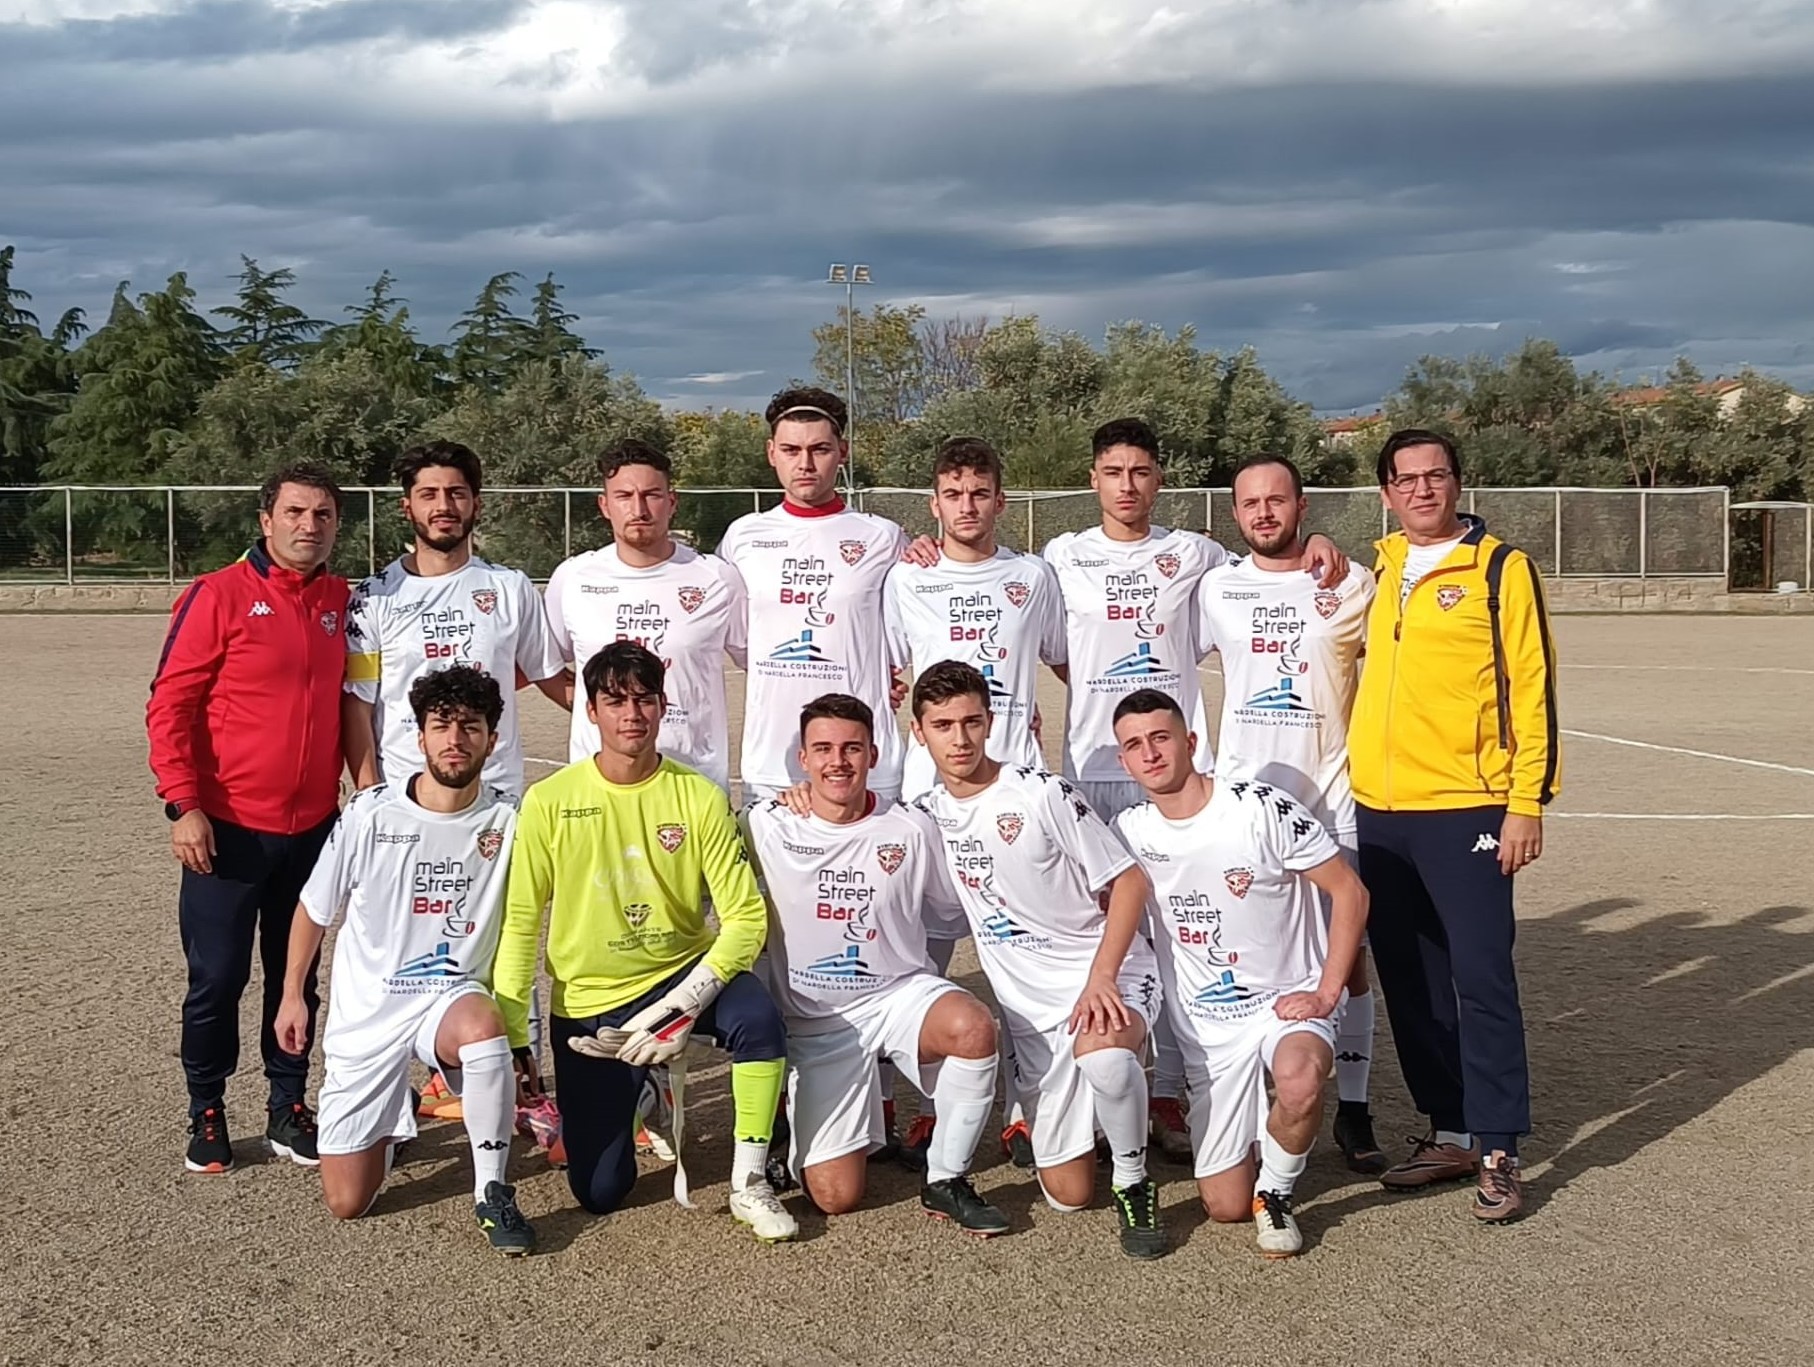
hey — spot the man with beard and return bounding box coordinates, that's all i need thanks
[275,666,535,1253]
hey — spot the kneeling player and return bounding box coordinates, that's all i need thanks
[744,694,1009,1235]
[1111,690,1368,1258]
[274,666,535,1254]
[911,661,1166,1259]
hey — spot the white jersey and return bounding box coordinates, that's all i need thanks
[300,781,519,1059]
[544,543,746,790]
[742,797,956,1032]
[718,503,908,793]
[1116,779,1338,1030]
[884,548,1067,799]
[916,766,1145,1032]
[1043,525,1226,782]
[1197,560,1374,835]
[345,556,565,797]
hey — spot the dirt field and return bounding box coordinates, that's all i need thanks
[4,614,1812,1367]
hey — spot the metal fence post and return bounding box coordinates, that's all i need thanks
[64,488,73,585]
[563,491,572,560]
[1554,490,1564,576]
[166,487,176,582]
[1638,489,1648,579]
[1027,496,1035,551]
[366,489,376,576]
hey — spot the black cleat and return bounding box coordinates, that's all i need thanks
[267,1103,321,1167]
[1112,1177,1167,1260]
[921,1176,1011,1238]
[897,1114,935,1172]
[1001,1119,1036,1170]
[765,1107,797,1193]
[185,1106,233,1174]
[474,1181,536,1256]
[1332,1103,1389,1177]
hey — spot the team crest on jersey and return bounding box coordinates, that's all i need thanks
[657,823,687,854]
[1154,552,1181,579]
[996,813,1024,844]
[1436,585,1467,611]
[623,902,652,927]
[1004,580,1031,609]
[839,540,867,567]
[318,611,339,636]
[1314,590,1341,619]
[471,589,498,615]
[677,586,706,614]
[476,829,504,861]
[1224,867,1254,899]
[876,843,906,875]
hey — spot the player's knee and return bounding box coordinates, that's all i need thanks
[804,1171,863,1215]
[324,1185,375,1221]
[570,1158,637,1216]
[1202,1190,1250,1224]
[720,977,788,1061]
[1038,1172,1092,1212]
[1272,1053,1329,1116]
[941,1003,997,1061]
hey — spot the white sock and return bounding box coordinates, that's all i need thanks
[1257,1127,1310,1198]
[1151,1013,1184,1100]
[1335,990,1374,1105]
[1436,1129,1474,1149]
[925,1054,995,1183]
[1075,1047,1149,1189]
[731,1140,769,1190]
[456,1036,515,1202]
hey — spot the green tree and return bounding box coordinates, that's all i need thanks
[316,271,443,396]
[450,271,532,390]
[0,247,85,569]
[211,257,323,368]
[524,274,595,365]
[669,408,779,548]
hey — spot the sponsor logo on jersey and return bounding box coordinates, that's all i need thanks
[374,831,420,845]
[1103,641,1167,679]
[248,601,274,618]
[1003,580,1031,608]
[472,589,498,615]
[561,806,603,819]
[1223,867,1254,898]
[476,829,504,860]
[386,941,463,993]
[1154,552,1180,579]
[657,823,687,854]
[677,585,706,614]
[1221,590,1261,601]
[876,842,906,875]
[752,539,790,549]
[782,839,828,858]
[580,583,620,596]
[980,663,1013,705]
[319,611,339,636]
[768,628,831,663]
[623,902,652,927]
[1313,589,1342,619]
[1240,674,1315,715]
[996,812,1024,844]
[1436,584,1467,610]
[1193,971,1258,1009]
[797,943,879,985]
[1072,558,1108,568]
[839,540,867,566]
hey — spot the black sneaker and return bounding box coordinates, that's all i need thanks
[185,1106,233,1174]
[1332,1102,1388,1176]
[474,1181,536,1256]
[921,1176,1010,1238]
[1001,1119,1036,1170]
[266,1103,321,1167]
[1112,1177,1166,1260]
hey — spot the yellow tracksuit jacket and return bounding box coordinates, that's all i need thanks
[1350,515,1561,818]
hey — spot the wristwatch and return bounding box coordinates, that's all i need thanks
[164,800,196,821]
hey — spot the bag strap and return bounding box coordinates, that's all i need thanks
[1485,542,1513,751]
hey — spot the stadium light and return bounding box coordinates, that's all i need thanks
[826,262,874,492]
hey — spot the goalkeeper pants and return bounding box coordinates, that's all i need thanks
[550,959,786,1215]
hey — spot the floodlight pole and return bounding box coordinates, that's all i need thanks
[826,263,872,495]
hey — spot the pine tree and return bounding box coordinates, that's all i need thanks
[211,257,324,368]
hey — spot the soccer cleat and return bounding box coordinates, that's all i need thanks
[1332,1103,1390,1176]
[1380,1134,1481,1190]
[185,1107,233,1174]
[1252,1189,1303,1258]
[921,1176,1010,1238]
[729,1178,799,1244]
[417,1072,463,1121]
[1112,1177,1166,1260]
[876,1098,901,1164]
[898,1114,935,1172]
[1472,1151,1525,1223]
[1001,1119,1035,1170]
[266,1103,321,1167]
[766,1102,797,1193]
[474,1181,536,1256]
[1148,1096,1193,1163]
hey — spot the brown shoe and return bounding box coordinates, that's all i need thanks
[1379,1134,1481,1189]
[1472,1151,1524,1222]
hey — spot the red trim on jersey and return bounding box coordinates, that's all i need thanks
[780,497,846,518]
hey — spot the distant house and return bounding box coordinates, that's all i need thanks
[1612,377,1806,418]
[1321,412,1384,448]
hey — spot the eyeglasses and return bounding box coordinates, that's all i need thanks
[1387,470,1455,492]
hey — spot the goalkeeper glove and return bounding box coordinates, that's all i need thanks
[568,960,725,1066]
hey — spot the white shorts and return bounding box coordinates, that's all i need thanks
[787,973,962,1172]
[1183,1011,1337,1179]
[1071,779,1146,822]
[1004,964,1159,1170]
[317,982,489,1157]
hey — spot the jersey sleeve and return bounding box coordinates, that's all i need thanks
[1194,569,1223,659]
[1045,776,1135,892]
[493,782,555,1047]
[1199,534,1232,571]
[543,562,575,665]
[695,784,769,982]
[298,798,363,928]
[882,568,912,671]
[513,572,566,681]
[719,557,749,669]
[1257,788,1341,873]
[905,806,964,923]
[1034,561,1068,667]
[343,577,381,702]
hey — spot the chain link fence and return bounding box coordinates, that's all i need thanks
[0,484,1731,584]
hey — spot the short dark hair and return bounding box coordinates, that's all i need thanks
[599,438,672,485]
[582,641,665,701]
[409,664,504,731]
[1112,689,1186,727]
[800,692,874,742]
[1091,417,1160,463]
[931,436,1003,491]
[766,386,847,435]
[1376,429,1461,486]
[260,462,343,516]
[1232,453,1304,498]
[397,440,483,496]
[911,659,992,719]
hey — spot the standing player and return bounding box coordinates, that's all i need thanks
[743,694,1010,1236]
[1112,689,1368,1258]
[273,667,535,1254]
[495,642,796,1241]
[545,439,747,791]
[717,388,907,803]
[911,660,1166,1260]
[1196,453,1385,1174]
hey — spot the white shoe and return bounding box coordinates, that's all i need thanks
[1252,1189,1303,1258]
[729,1178,798,1244]
[635,1070,677,1162]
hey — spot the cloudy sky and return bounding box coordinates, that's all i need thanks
[6,0,1814,412]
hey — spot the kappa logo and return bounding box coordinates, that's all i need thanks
[1436,585,1467,610]
[1313,590,1341,620]
[476,829,504,861]
[1003,580,1031,609]
[1154,552,1181,579]
[876,842,906,875]
[248,600,274,618]
[677,585,706,615]
[996,812,1024,844]
[657,823,687,854]
[839,540,866,567]
[472,589,498,615]
[1471,833,1500,853]
[319,611,339,636]
[1223,867,1254,899]
[623,902,652,927]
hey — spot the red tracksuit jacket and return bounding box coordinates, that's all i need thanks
[147,541,351,835]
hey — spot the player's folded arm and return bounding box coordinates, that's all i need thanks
[697,788,769,982]
[491,788,556,1049]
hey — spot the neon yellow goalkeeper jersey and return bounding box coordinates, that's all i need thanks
[492,755,767,1046]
